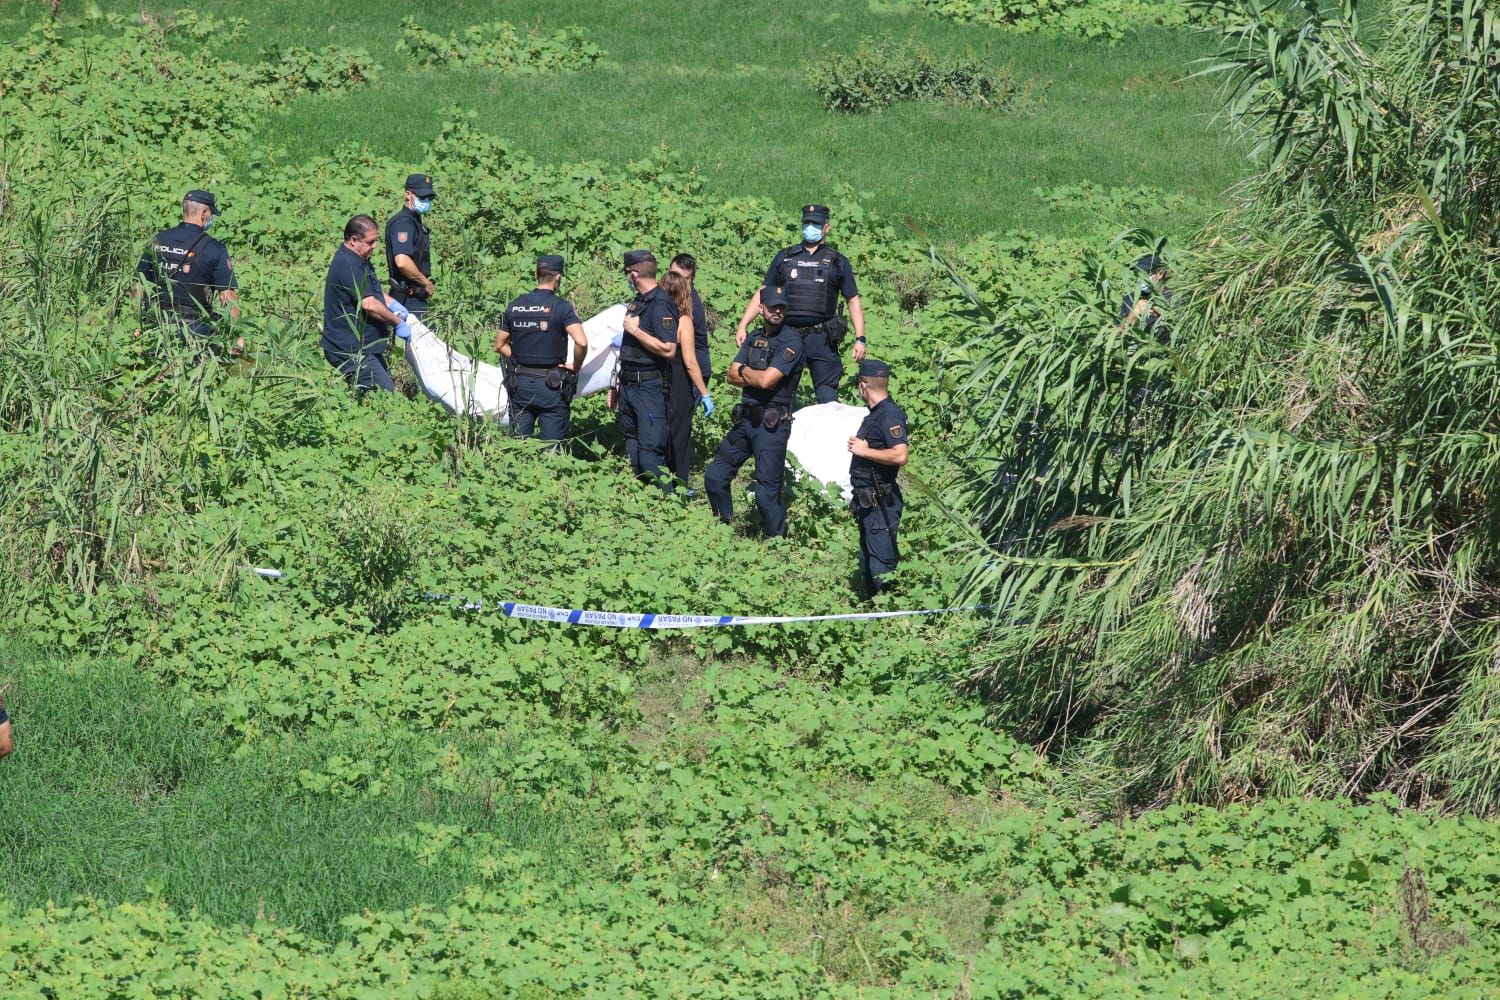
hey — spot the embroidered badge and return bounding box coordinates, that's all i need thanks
[784,346,796,359]
[182,264,191,273]
[539,321,548,331]
[890,425,904,439]
[397,232,409,243]
[661,317,676,332]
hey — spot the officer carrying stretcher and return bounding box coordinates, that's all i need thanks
[495,255,589,443]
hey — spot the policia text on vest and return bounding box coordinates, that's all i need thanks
[136,189,241,349]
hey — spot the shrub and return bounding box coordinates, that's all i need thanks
[399,17,603,73]
[815,36,1023,113]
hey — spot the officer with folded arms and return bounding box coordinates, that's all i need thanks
[734,203,865,403]
[494,254,588,442]
[136,188,242,352]
[705,286,805,538]
[386,173,436,319]
[847,359,909,595]
[617,249,680,487]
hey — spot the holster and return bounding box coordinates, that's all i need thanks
[825,315,848,346]
[852,483,895,510]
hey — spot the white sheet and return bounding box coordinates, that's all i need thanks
[402,307,862,496]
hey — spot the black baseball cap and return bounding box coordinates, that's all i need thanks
[184,189,218,213]
[801,204,830,224]
[858,359,891,379]
[1134,254,1167,274]
[761,286,789,309]
[405,173,436,197]
[622,249,656,271]
[536,254,565,275]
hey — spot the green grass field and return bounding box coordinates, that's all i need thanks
[1,0,1243,240]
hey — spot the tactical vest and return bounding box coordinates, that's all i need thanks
[778,245,841,323]
[620,290,670,372]
[148,225,215,321]
[744,327,800,407]
[504,289,567,366]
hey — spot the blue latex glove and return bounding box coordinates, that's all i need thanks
[388,299,410,321]
[395,320,412,341]
[698,394,715,418]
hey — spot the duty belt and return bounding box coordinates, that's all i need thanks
[852,482,898,509]
[514,363,564,377]
[619,368,665,384]
[733,403,793,424]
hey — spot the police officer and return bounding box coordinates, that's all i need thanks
[322,214,410,393]
[136,188,241,350]
[705,287,805,538]
[734,204,865,403]
[386,173,436,319]
[847,359,909,596]
[616,250,681,487]
[494,255,589,442]
[1119,254,1171,336]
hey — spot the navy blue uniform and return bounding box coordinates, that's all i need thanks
[322,245,394,392]
[704,323,805,538]
[500,287,582,441]
[617,285,680,485]
[385,207,432,318]
[850,396,909,592]
[764,243,858,403]
[666,286,711,487]
[137,222,237,338]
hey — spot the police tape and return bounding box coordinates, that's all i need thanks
[251,567,981,629]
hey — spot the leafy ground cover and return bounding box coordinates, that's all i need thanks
[2,2,1498,995]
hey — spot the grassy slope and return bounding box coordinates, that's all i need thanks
[1,1,1243,241]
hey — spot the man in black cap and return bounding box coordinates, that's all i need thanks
[386,173,436,319]
[847,358,909,596]
[136,188,241,350]
[322,214,410,393]
[1119,254,1171,336]
[616,249,681,487]
[734,204,865,403]
[494,255,588,442]
[705,286,805,538]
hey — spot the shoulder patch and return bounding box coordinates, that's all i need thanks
[890,425,904,439]
[661,317,676,331]
[784,346,797,360]
[397,231,408,243]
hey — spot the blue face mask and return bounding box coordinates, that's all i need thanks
[802,223,824,243]
[413,197,432,214]
[203,216,214,230]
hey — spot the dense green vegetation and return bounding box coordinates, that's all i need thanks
[2,1,1499,995]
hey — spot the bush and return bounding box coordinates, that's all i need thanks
[399,17,603,73]
[816,36,1021,113]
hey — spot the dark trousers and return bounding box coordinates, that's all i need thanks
[391,288,429,320]
[799,328,843,403]
[618,376,671,487]
[705,414,792,538]
[509,372,569,441]
[324,347,395,392]
[666,357,696,488]
[854,486,903,592]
